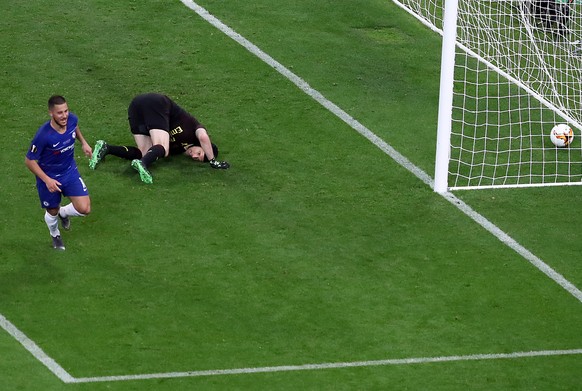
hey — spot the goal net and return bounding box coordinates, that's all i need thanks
[392,0,582,190]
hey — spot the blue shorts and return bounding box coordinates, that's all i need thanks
[37,168,89,209]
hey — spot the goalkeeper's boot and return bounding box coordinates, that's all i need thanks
[58,212,71,231]
[52,235,65,251]
[89,140,109,170]
[131,159,153,184]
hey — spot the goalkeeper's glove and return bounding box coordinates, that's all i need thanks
[209,158,230,169]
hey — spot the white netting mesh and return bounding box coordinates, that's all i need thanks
[393,0,582,189]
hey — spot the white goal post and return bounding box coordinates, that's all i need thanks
[392,0,582,191]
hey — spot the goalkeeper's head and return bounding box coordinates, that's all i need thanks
[185,143,218,162]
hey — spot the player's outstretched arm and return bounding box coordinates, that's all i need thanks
[74,126,92,157]
[195,127,230,169]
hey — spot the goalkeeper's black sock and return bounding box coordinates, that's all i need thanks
[141,144,166,168]
[108,145,142,160]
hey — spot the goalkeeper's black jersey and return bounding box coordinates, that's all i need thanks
[128,93,205,156]
[168,115,205,155]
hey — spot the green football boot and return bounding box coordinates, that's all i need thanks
[131,159,153,184]
[89,140,109,170]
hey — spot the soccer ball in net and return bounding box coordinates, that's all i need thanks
[549,124,574,147]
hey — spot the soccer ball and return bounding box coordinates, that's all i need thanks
[550,124,574,147]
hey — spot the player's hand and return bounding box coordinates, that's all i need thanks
[81,142,93,157]
[45,178,62,193]
[209,159,230,169]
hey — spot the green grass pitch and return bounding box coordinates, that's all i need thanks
[0,0,581,390]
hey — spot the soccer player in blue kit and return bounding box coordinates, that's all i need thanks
[25,95,93,250]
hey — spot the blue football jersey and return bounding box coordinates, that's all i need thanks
[26,113,79,178]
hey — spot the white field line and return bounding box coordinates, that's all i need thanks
[70,349,582,383]
[0,313,75,383]
[179,0,582,304]
[1,1,581,386]
[3,310,580,385]
[3,305,581,384]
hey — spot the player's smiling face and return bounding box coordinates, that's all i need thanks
[49,103,69,130]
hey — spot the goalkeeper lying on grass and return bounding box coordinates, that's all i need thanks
[89,93,229,184]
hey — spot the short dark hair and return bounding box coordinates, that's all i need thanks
[48,95,67,109]
[204,143,219,162]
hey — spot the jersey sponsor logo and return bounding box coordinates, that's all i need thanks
[61,143,74,153]
[169,126,184,136]
[53,142,61,147]
[52,143,75,155]
[30,145,37,153]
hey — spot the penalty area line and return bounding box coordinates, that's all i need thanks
[178,0,582,305]
[3,2,581,387]
[71,349,582,383]
[0,312,75,383]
